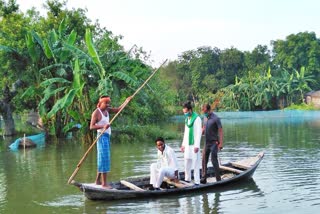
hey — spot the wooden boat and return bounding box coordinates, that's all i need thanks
[71,151,264,201]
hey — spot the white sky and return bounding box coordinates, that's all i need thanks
[16,0,320,66]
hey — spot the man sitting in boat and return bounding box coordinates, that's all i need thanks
[150,137,179,190]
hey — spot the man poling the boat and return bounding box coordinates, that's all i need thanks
[67,59,168,185]
[90,95,132,189]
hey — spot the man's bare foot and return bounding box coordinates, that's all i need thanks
[95,181,102,185]
[101,185,113,189]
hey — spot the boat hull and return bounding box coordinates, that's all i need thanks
[72,152,264,201]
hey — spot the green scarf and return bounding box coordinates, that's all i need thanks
[185,112,198,145]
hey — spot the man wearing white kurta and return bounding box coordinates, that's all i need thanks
[181,102,202,185]
[150,137,179,189]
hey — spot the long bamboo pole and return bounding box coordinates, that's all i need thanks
[67,59,167,184]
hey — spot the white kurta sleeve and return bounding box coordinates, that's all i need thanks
[182,124,188,147]
[193,117,202,148]
[168,147,179,171]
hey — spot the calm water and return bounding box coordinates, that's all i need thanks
[0,110,320,214]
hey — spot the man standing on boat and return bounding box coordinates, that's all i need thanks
[150,137,179,190]
[200,104,223,184]
[90,95,132,189]
[181,102,202,185]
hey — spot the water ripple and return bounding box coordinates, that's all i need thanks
[36,194,84,207]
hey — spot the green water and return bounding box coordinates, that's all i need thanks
[1,110,320,214]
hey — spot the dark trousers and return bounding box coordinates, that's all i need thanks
[202,142,221,181]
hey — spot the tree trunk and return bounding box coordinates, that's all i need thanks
[55,112,65,138]
[0,81,23,136]
[0,102,15,136]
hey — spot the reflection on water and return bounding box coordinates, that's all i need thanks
[202,192,220,214]
[1,110,320,213]
[0,170,6,208]
[37,195,84,207]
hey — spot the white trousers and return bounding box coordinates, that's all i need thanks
[150,163,176,188]
[184,152,200,184]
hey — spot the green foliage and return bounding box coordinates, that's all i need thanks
[113,124,180,143]
[174,46,222,106]
[85,28,106,78]
[285,103,319,110]
[219,47,245,85]
[217,66,316,111]
[272,31,320,89]
[160,31,319,112]
[0,0,19,17]
[0,0,169,138]
[244,45,271,74]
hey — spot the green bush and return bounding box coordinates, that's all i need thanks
[285,103,319,110]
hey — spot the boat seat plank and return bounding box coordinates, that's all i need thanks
[230,162,250,169]
[219,165,243,174]
[230,152,263,169]
[221,173,235,180]
[120,180,145,191]
[206,177,216,183]
[163,177,191,188]
[179,180,193,186]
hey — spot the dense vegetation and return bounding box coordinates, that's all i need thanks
[162,39,319,112]
[0,0,319,140]
[0,0,173,139]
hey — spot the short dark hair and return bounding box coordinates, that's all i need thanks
[183,101,193,110]
[155,137,165,144]
[204,103,211,111]
[99,95,110,100]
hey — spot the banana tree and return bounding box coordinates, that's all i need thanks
[219,83,240,111]
[251,68,278,110]
[83,29,138,95]
[42,28,139,137]
[38,59,87,136]
[292,67,315,103]
[276,69,294,107]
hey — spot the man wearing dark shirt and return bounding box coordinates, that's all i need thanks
[200,104,223,184]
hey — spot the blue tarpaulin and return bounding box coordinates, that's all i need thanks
[9,132,46,151]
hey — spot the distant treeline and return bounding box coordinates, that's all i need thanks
[161,32,319,111]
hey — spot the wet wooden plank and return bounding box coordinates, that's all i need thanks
[231,152,263,169]
[164,178,192,188]
[179,180,193,186]
[230,162,250,169]
[120,180,145,191]
[219,165,243,174]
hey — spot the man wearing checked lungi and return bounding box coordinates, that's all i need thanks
[90,95,132,189]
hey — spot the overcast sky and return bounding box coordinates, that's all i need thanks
[16,0,320,66]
